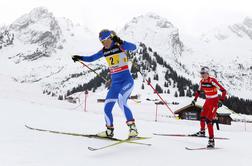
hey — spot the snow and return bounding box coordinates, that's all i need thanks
[1,74,252,166]
[0,8,252,166]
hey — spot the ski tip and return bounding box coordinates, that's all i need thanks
[144,143,152,146]
[215,137,230,140]
[133,136,151,139]
[185,147,206,150]
[25,125,31,129]
[88,147,97,151]
[185,147,198,150]
[185,147,221,150]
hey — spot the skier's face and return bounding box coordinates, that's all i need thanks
[201,72,209,79]
[101,38,113,49]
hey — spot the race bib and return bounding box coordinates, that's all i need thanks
[106,54,120,67]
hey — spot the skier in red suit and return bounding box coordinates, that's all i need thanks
[191,66,227,148]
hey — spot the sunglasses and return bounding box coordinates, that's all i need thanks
[200,72,208,75]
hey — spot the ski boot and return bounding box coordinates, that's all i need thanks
[189,130,205,137]
[127,121,138,138]
[207,138,215,148]
[97,126,114,138]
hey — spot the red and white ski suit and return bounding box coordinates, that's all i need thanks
[194,76,226,139]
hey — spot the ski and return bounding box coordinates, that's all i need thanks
[25,125,150,146]
[153,133,229,140]
[185,147,221,150]
[88,136,151,151]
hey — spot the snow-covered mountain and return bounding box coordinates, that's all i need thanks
[0,7,251,102]
[120,13,183,59]
[120,14,252,99]
[0,9,192,103]
[0,7,104,98]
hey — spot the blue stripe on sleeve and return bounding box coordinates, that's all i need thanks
[121,41,137,51]
[80,50,104,62]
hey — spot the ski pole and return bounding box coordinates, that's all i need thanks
[131,60,176,118]
[77,60,108,82]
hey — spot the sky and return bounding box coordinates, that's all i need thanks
[1,0,252,36]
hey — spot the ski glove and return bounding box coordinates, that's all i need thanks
[111,35,123,45]
[105,79,111,89]
[72,55,82,62]
[191,99,196,106]
[218,100,223,108]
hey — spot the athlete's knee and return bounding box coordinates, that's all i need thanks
[118,94,124,109]
[200,117,206,121]
[104,105,111,114]
[206,118,213,125]
[104,100,115,114]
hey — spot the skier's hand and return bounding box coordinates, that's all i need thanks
[218,100,223,108]
[105,80,111,88]
[72,55,82,62]
[191,99,196,106]
[111,34,123,45]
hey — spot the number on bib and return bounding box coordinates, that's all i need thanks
[106,54,120,67]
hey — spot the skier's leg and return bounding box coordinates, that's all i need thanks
[104,83,121,126]
[117,79,138,137]
[200,116,206,131]
[117,80,134,122]
[200,101,209,131]
[190,101,209,136]
[206,114,216,148]
[205,98,218,148]
[104,99,116,126]
[206,99,218,139]
[97,84,120,138]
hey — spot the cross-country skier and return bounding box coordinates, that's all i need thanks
[72,29,138,138]
[191,66,226,148]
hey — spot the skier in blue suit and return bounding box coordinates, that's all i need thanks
[72,29,138,138]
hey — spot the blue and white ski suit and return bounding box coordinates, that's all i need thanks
[80,41,137,126]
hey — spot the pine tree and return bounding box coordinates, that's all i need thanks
[141,83,144,90]
[155,84,163,93]
[164,82,169,87]
[174,91,178,97]
[153,74,159,80]
[148,77,151,83]
[179,88,185,97]
[58,95,63,100]
[186,89,192,97]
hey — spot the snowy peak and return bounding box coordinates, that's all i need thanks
[9,7,61,48]
[229,17,252,40]
[135,13,174,29]
[120,13,183,58]
[201,17,252,42]
[10,7,55,31]
[0,7,98,88]
[243,17,252,28]
[0,7,95,64]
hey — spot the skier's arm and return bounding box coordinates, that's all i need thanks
[194,82,202,101]
[212,78,227,101]
[120,41,137,52]
[80,50,104,62]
